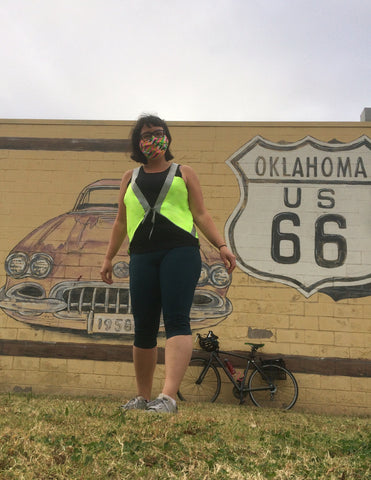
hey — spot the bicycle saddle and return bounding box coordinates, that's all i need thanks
[245,342,265,350]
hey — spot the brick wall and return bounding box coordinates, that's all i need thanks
[0,119,370,414]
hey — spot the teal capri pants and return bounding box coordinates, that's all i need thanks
[129,246,201,348]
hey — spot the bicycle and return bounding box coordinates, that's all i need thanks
[177,331,299,410]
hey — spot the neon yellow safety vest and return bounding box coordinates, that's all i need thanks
[124,162,198,242]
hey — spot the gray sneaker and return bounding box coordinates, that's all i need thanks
[121,396,148,411]
[147,394,178,414]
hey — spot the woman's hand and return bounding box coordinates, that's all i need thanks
[100,258,114,284]
[219,245,236,275]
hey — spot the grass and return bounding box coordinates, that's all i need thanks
[0,393,369,480]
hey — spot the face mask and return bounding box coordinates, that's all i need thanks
[139,135,169,160]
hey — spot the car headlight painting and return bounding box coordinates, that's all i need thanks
[113,261,129,278]
[5,252,28,278]
[5,252,53,279]
[197,262,231,288]
[210,264,231,288]
[29,253,53,278]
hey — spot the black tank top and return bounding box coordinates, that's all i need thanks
[129,165,199,254]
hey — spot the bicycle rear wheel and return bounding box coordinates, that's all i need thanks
[248,364,298,410]
[177,357,221,402]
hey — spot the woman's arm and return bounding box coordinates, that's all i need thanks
[100,170,131,284]
[181,165,236,274]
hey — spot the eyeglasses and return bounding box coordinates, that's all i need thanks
[140,129,165,142]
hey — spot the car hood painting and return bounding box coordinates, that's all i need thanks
[13,212,120,255]
[0,180,233,337]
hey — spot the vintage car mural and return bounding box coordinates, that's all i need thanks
[0,179,232,337]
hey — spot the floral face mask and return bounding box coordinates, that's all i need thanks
[139,135,169,160]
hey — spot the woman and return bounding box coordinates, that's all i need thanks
[100,114,236,413]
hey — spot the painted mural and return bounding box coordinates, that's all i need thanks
[226,135,371,300]
[2,133,371,341]
[0,180,232,337]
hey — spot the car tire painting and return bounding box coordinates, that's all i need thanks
[0,179,233,337]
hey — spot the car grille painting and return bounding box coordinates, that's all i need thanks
[53,283,131,317]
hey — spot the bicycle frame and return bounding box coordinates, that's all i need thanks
[198,349,276,404]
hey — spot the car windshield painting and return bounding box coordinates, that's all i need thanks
[75,186,120,210]
[0,180,233,338]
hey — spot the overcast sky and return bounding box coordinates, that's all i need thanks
[1,0,370,122]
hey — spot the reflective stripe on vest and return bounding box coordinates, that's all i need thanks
[124,163,197,241]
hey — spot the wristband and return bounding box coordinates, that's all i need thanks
[218,244,227,249]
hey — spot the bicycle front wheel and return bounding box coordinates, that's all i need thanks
[177,357,221,403]
[248,364,298,410]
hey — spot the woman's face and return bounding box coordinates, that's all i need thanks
[139,124,169,161]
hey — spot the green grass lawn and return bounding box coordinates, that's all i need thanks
[0,393,369,479]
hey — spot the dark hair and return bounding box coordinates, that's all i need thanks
[130,114,174,164]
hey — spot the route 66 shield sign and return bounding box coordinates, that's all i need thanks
[225,135,371,298]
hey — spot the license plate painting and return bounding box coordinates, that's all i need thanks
[89,313,135,334]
